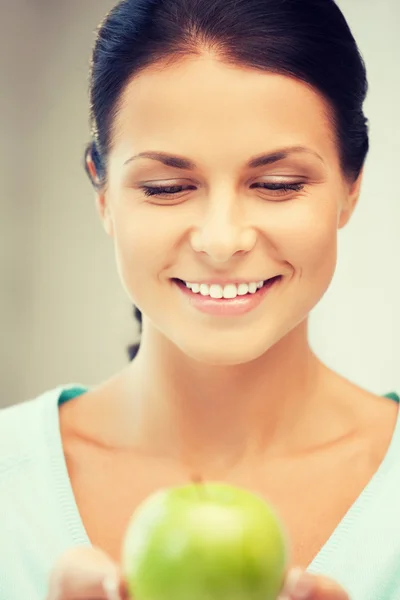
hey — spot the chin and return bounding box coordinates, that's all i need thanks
[174,327,286,367]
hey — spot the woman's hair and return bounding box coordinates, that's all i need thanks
[127,306,143,361]
[84,0,369,361]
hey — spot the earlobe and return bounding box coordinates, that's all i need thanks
[95,193,114,237]
[86,147,114,236]
[338,170,363,229]
[338,203,353,229]
[85,147,113,236]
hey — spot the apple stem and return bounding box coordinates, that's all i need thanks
[191,474,207,500]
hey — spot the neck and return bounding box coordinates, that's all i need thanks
[120,319,328,476]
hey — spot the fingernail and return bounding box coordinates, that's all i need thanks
[102,575,122,600]
[284,567,315,599]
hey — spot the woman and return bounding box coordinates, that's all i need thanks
[0,0,399,599]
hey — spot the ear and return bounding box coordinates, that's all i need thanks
[338,169,364,229]
[86,150,114,237]
[95,192,114,237]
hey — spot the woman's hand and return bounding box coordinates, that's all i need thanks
[45,548,350,600]
[45,546,128,600]
[278,567,350,600]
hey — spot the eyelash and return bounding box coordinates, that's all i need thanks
[141,182,305,198]
[142,184,196,197]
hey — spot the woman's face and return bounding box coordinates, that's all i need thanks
[97,57,361,365]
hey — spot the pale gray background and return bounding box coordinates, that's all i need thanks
[0,0,399,407]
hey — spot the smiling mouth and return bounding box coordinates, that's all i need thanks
[172,276,282,300]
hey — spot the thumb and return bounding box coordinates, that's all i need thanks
[46,546,128,600]
[279,567,350,600]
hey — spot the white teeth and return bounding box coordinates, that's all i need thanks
[182,279,266,298]
[223,284,237,299]
[237,283,249,296]
[209,284,224,299]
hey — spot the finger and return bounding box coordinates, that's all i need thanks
[278,567,350,600]
[309,574,350,600]
[103,575,130,600]
[45,546,125,600]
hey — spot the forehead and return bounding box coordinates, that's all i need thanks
[112,56,337,166]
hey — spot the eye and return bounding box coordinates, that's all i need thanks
[250,181,305,198]
[139,181,305,202]
[140,184,196,198]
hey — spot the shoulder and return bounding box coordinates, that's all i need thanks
[0,386,64,483]
[0,386,86,599]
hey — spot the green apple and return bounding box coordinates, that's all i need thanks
[121,482,288,600]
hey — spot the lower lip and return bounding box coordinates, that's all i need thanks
[174,277,281,316]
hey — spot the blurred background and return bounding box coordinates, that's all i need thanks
[0,0,399,407]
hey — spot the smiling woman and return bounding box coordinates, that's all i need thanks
[83,0,368,364]
[86,53,361,365]
[0,1,399,600]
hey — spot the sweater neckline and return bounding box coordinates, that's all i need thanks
[45,384,400,571]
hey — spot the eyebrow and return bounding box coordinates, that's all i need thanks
[123,146,324,170]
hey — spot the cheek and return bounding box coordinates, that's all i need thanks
[110,204,180,302]
[260,196,340,276]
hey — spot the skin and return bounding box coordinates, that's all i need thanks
[52,56,399,600]
[91,56,365,469]
[104,57,354,369]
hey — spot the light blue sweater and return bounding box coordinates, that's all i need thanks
[0,384,399,600]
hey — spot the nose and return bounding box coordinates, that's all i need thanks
[190,194,256,264]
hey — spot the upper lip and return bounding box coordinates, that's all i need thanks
[174,276,279,285]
